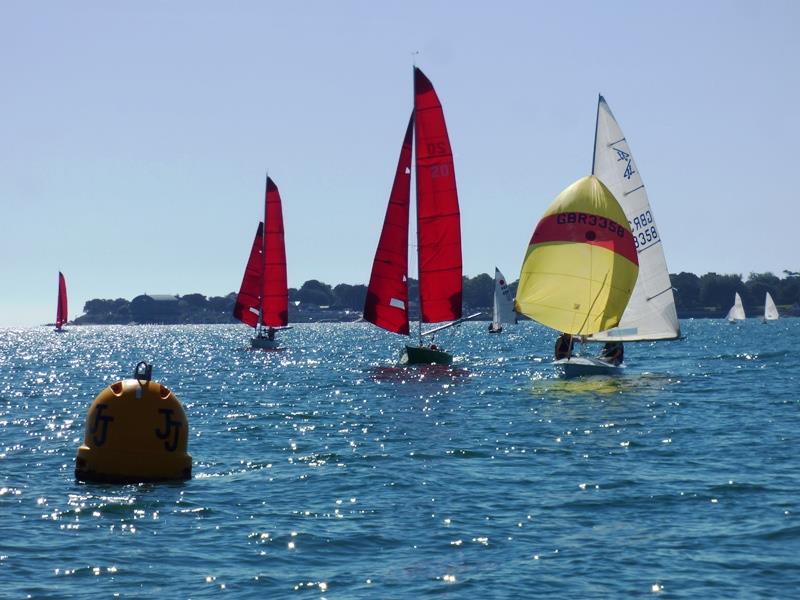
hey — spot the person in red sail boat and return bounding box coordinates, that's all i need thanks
[255,325,276,340]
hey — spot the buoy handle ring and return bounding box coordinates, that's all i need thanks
[134,361,153,382]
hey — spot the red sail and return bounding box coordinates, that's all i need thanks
[55,272,68,329]
[262,177,289,327]
[413,67,462,323]
[233,222,265,328]
[364,114,413,335]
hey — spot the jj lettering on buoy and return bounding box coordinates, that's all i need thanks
[75,362,192,483]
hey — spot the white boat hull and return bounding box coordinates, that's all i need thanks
[554,356,624,378]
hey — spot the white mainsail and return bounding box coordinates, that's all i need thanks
[726,292,746,322]
[492,267,516,328]
[764,292,779,321]
[589,96,680,342]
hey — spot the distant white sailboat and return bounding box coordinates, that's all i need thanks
[762,292,779,322]
[488,267,516,333]
[726,292,746,322]
[588,95,680,343]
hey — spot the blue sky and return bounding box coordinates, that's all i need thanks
[1,1,798,327]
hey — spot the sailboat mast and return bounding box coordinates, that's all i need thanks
[258,170,269,330]
[411,65,422,345]
[591,94,601,176]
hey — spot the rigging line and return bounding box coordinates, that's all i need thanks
[646,287,674,302]
[623,185,645,196]
[577,269,610,336]
[607,137,626,147]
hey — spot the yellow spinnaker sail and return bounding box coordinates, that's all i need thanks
[514,175,639,335]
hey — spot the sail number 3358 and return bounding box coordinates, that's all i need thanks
[630,210,659,250]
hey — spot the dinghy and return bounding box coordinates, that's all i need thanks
[514,176,639,378]
[762,292,779,322]
[726,292,746,323]
[488,267,516,333]
[233,176,290,349]
[364,68,477,365]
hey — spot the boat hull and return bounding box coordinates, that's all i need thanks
[401,345,453,366]
[554,356,623,378]
[251,336,279,350]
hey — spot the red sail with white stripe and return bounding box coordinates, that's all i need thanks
[233,222,265,328]
[413,67,462,323]
[261,178,289,326]
[364,114,413,334]
[55,272,68,330]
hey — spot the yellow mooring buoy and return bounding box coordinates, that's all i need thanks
[75,362,192,483]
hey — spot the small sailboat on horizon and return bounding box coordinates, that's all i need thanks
[55,271,68,332]
[488,267,516,333]
[762,292,779,322]
[726,292,746,323]
[233,175,290,349]
[363,67,478,366]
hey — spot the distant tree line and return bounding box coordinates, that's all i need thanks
[73,271,798,325]
[670,270,800,316]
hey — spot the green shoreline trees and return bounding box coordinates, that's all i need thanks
[72,271,799,325]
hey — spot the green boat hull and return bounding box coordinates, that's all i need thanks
[402,345,453,366]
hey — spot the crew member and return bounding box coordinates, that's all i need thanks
[554,333,574,360]
[600,341,624,366]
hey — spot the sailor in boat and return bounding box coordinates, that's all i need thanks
[256,326,276,340]
[598,341,624,366]
[554,333,574,360]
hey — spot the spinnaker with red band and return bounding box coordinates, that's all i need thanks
[514,175,639,336]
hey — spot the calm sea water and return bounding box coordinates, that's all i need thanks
[1,320,798,598]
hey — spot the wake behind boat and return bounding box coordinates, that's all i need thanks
[363,67,470,366]
[554,355,626,378]
[233,175,290,349]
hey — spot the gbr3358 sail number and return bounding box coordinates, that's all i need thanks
[630,209,659,250]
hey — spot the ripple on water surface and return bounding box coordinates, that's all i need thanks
[1,320,799,597]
